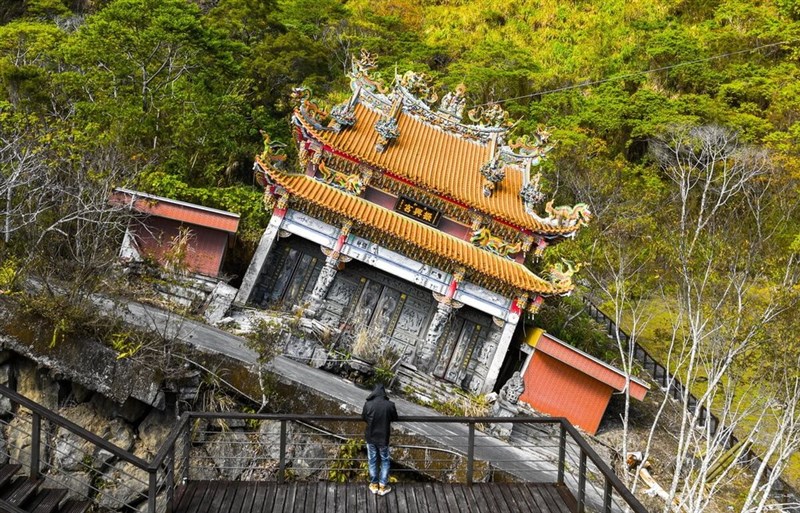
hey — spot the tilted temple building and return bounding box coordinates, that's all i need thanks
[235,53,591,395]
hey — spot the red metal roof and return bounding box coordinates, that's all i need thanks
[527,331,649,401]
[112,189,240,233]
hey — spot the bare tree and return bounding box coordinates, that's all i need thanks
[632,125,800,512]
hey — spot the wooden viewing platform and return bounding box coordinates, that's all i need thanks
[174,481,578,513]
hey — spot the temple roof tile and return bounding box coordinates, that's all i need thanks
[258,158,573,298]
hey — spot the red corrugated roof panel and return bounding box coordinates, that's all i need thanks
[112,189,240,233]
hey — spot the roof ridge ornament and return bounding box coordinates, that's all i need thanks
[398,70,438,105]
[481,133,505,197]
[547,260,583,291]
[438,84,467,122]
[352,49,389,94]
[468,102,511,127]
[374,91,402,153]
[330,85,361,132]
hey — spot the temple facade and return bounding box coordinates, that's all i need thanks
[235,52,591,395]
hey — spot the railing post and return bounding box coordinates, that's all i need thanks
[148,470,157,513]
[557,422,566,485]
[182,420,191,483]
[278,419,287,484]
[604,476,613,513]
[466,422,475,486]
[30,412,41,479]
[578,449,587,513]
[166,444,175,513]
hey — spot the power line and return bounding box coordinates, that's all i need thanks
[470,39,795,108]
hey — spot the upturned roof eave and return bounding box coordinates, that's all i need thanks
[292,110,581,239]
[256,158,572,298]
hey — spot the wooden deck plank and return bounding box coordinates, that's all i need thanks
[271,481,287,513]
[227,482,248,513]
[252,481,275,513]
[554,484,578,513]
[241,482,261,513]
[172,481,574,513]
[441,483,460,513]
[452,484,476,513]
[183,481,215,513]
[537,482,567,513]
[543,483,574,513]
[393,482,409,513]
[209,481,232,513]
[516,483,548,512]
[315,481,328,513]
[498,482,527,512]
[470,484,493,513]
[485,483,513,513]
[422,483,442,513]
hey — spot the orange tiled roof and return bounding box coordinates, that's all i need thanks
[295,104,577,236]
[262,164,570,297]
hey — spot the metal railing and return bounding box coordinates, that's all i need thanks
[0,382,648,513]
[583,297,716,432]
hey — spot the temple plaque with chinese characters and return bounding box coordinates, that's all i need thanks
[395,196,441,227]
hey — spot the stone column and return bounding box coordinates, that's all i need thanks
[482,295,526,393]
[416,299,452,373]
[306,255,339,317]
[416,268,465,373]
[233,196,288,307]
[306,221,352,318]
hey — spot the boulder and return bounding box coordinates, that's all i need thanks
[6,412,46,475]
[54,403,135,471]
[16,361,58,410]
[257,420,292,460]
[137,409,175,454]
[203,283,237,325]
[0,364,13,414]
[96,448,150,511]
[206,430,255,480]
[292,441,326,479]
[41,470,93,501]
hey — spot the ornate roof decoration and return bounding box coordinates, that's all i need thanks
[438,84,467,122]
[467,103,511,128]
[480,134,505,197]
[288,54,591,239]
[256,157,574,297]
[374,93,402,152]
[293,105,585,236]
[533,200,593,229]
[547,260,583,290]
[330,85,360,133]
[519,172,545,208]
[470,227,522,258]
[399,70,438,105]
[291,87,330,131]
[352,49,389,94]
[317,161,363,195]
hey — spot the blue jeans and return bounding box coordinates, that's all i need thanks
[366,443,390,486]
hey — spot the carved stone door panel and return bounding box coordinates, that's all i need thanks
[320,275,360,325]
[392,297,432,362]
[445,323,482,385]
[432,317,464,379]
[267,247,321,309]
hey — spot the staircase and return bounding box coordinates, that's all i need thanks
[0,463,89,513]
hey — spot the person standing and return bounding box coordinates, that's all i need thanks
[361,383,398,496]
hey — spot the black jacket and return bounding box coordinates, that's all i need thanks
[361,384,398,446]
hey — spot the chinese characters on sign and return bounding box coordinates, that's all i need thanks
[395,196,442,227]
